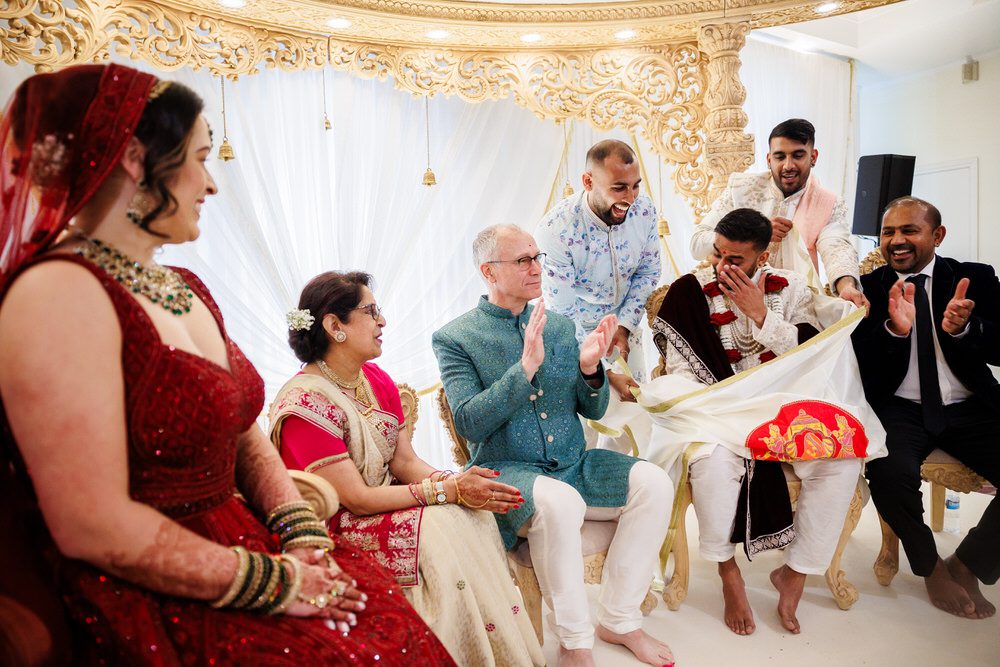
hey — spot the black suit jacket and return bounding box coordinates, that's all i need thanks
[852,255,1000,413]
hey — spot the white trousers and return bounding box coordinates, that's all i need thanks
[689,446,861,575]
[524,460,672,649]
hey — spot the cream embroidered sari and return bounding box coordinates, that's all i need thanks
[269,369,544,667]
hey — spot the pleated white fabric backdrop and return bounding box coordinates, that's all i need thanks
[0,38,852,468]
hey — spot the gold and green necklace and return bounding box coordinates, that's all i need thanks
[75,237,194,316]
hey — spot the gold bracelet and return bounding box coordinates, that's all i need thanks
[269,554,303,615]
[454,476,490,509]
[249,555,282,611]
[266,500,314,529]
[283,534,335,551]
[421,478,435,506]
[232,552,267,609]
[211,546,250,609]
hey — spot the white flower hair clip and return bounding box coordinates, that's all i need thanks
[286,308,315,331]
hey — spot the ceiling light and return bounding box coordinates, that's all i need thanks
[615,29,637,41]
[521,33,542,43]
[815,2,840,13]
[426,30,450,40]
[327,18,352,29]
[218,0,246,7]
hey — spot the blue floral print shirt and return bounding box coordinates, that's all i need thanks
[535,191,661,342]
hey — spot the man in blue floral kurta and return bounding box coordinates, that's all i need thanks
[432,224,674,666]
[536,139,661,402]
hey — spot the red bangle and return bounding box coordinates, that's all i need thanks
[408,483,426,506]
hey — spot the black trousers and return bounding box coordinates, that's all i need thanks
[866,395,1000,584]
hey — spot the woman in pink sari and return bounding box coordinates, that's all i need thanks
[269,271,545,666]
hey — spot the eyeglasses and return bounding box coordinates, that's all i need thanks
[486,253,547,271]
[354,303,383,321]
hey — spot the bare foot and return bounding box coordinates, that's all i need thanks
[945,555,995,619]
[925,558,977,618]
[557,647,596,667]
[769,564,805,634]
[719,558,755,635]
[596,626,674,666]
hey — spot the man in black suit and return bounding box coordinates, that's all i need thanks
[854,196,999,619]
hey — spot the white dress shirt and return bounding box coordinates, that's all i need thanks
[891,256,972,405]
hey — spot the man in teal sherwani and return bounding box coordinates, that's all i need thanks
[432,224,674,667]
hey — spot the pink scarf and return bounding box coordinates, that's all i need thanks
[792,175,838,270]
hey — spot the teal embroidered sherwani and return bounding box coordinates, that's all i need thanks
[432,296,638,549]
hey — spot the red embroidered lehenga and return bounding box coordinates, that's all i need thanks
[0,64,454,666]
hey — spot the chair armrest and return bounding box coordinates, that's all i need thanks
[289,469,340,520]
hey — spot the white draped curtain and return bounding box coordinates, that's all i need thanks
[0,37,854,469]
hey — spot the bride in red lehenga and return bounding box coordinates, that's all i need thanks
[0,63,455,666]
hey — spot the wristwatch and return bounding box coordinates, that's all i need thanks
[434,480,447,504]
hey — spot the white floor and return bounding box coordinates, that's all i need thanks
[539,484,1000,666]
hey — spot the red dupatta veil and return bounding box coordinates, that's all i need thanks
[0,63,156,663]
[0,63,156,292]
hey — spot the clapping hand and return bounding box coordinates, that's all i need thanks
[580,314,617,375]
[887,279,916,336]
[942,278,975,335]
[521,298,547,382]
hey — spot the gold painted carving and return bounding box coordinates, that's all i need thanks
[750,0,905,32]
[921,463,987,494]
[874,513,900,586]
[698,20,754,213]
[0,1,711,213]
[164,0,902,51]
[0,0,900,216]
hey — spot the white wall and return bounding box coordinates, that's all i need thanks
[859,50,1000,266]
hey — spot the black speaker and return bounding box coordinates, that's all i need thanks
[852,154,916,236]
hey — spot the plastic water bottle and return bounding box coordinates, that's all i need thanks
[943,490,961,534]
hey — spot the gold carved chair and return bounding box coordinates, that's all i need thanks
[857,248,991,585]
[436,387,657,646]
[644,282,866,611]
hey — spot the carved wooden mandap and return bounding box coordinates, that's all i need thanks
[1,0,901,220]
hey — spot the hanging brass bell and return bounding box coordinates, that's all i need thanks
[217,138,235,162]
[563,182,574,197]
[324,114,332,131]
[422,167,437,186]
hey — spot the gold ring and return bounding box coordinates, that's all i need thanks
[330,580,348,598]
[490,489,496,501]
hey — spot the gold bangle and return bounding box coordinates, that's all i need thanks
[269,554,303,615]
[212,546,250,608]
[233,552,267,609]
[249,555,282,611]
[283,535,335,551]
[267,500,313,522]
[267,501,317,533]
[421,478,435,506]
